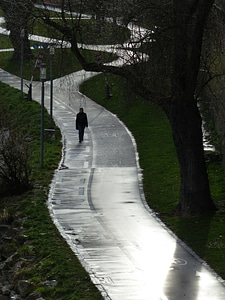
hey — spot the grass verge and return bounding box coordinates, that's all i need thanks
[0,82,102,299]
[0,45,115,82]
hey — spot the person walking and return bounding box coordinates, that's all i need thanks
[76,107,88,143]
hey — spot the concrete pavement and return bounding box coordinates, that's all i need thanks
[1,68,225,299]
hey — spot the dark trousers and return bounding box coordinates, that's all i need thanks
[78,125,85,142]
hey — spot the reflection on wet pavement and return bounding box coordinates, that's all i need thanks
[46,76,225,299]
[0,68,225,299]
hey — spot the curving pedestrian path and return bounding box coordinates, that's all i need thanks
[1,68,225,299]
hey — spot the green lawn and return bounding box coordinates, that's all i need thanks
[0,82,102,299]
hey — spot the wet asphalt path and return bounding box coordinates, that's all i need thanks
[1,69,225,299]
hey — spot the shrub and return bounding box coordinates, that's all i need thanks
[0,128,32,196]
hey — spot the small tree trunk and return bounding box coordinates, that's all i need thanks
[10,28,33,61]
[0,0,34,61]
[164,99,217,214]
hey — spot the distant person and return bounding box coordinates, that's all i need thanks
[76,107,88,143]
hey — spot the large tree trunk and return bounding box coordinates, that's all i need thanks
[164,99,217,214]
[164,0,217,214]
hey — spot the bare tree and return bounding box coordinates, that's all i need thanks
[33,0,221,214]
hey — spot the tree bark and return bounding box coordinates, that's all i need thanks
[165,0,217,214]
[10,28,32,61]
[164,99,217,214]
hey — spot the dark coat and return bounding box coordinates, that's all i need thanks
[76,112,88,130]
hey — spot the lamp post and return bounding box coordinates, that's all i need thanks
[40,63,47,167]
[49,44,55,128]
[20,29,25,98]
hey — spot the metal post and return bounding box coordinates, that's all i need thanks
[20,29,25,98]
[40,80,45,167]
[49,45,55,128]
[40,63,46,167]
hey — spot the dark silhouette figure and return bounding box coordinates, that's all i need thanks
[76,107,88,143]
